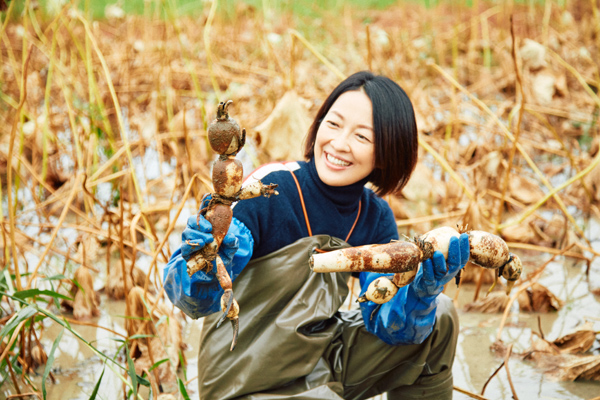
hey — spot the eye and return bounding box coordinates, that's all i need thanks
[326,120,340,128]
[356,133,372,143]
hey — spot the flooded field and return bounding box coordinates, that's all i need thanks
[2,0,600,398]
[10,220,598,399]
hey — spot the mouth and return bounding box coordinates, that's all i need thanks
[325,152,351,167]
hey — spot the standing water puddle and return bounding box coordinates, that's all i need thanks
[4,220,600,400]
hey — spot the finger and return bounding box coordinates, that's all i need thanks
[195,215,212,233]
[222,233,238,248]
[421,258,436,283]
[432,250,447,281]
[186,215,198,229]
[459,233,470,265]
[183,228,214,244]
[447,236,460,270]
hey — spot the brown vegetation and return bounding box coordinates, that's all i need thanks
[1,0,600,398]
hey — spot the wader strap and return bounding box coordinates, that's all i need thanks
[288,170,361,246]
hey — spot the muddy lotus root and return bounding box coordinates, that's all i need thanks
[311,226,522,304]
[185,100,278,351]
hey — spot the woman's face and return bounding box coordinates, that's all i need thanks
[314,90,376,187]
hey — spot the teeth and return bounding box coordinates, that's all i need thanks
[327,153,350,167]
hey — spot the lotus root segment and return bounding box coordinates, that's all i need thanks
[501,253,522,295]
[213,158,244,198]
[468,230,510,269]
[185,100,279,352]
[417,226,460,259]
[313,226,520,305]
[207,100,245,156]
[358,277,398,304]
[310,241,423,273]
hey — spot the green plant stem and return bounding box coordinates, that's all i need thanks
[1,293,145,400]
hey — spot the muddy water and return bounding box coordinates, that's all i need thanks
[4,243,600,399]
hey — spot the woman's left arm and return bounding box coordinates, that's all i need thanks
[358,234,469,345]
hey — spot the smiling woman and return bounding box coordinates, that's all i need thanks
[164,71,471,400]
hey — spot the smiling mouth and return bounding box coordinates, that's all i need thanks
[326,153,351,167]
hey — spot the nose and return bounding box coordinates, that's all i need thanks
[330,131,351,152]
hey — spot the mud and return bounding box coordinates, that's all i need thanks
[4,229,599,400]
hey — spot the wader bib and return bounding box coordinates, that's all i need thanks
[197,173,458,400]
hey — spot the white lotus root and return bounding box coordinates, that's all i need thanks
[311,226,522,304]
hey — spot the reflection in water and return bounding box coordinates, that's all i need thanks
[28,230,600,400]
[450,249,600,400]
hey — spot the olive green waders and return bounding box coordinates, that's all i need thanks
[197,235,459,400]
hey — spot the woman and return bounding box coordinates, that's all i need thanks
[164,71,469,399]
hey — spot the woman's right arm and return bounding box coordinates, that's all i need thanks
[163,217,254,319]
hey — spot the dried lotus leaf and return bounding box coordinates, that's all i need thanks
[76,234,101,264]
[106,263,148,300]
[401,162,443,203]
[530,71,556,105]
[538,214,567,245]
[62,267,100,320]
[518,283,563,312]
[461,199,493,233]
[553,322,596,354]
[525,337,561,362]
[386,194,411,221]
[520,39,546,69]
[501,218,539,244]
[464,291,509,313]
[253,90,311,162]
[509,174,544,205]
[546,354,600,382]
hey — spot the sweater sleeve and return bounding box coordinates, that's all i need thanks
[163,218,254,319]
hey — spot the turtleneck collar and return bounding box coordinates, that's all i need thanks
[305,157,368,213]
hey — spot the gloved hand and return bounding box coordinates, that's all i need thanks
[181,214,214,261]
[411,233,470,298]
[181,193,240,267]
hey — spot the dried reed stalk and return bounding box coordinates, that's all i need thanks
[7,45,33,291]
[496,16,526,226]
[430,61,584,242]
[25,173,83,289]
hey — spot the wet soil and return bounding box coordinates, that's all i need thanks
[3,235,599,400]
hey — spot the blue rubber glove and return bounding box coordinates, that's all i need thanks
[219,231,239,266]
[181,215,214,261]
[411,233,470,298]
[163,218,254,319]
[181,193,240,267]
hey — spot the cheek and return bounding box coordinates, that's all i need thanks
[363,145,376,167]
[314,129,328,152]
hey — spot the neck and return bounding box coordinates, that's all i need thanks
[306,158,367,213]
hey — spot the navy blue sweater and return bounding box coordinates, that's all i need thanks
[233,158,399,258]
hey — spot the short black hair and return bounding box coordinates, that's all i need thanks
[304,71,418,196]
